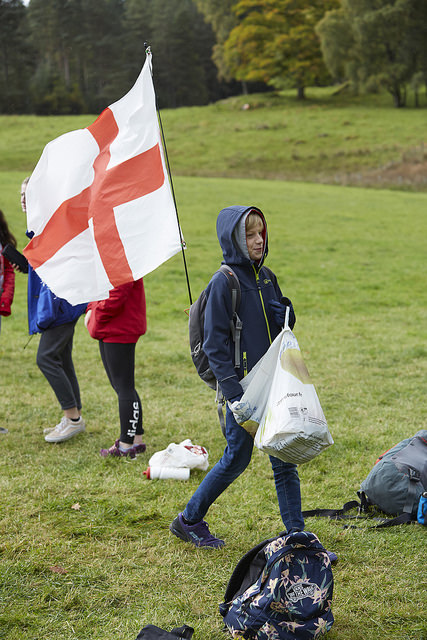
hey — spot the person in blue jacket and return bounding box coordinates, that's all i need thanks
[170,205,305,548]
[20,177,87,443]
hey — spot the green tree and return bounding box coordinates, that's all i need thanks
[0,0,34,113]
[27,0,77,89]
[130,0,217,109]
[194,0,239,81]
[27,0,127,114]
[314,7,354,84]
[122,0,153,90]
[223,0,339,99]
[73,0,128,111]
[405,0,427,101]
[317,0,427,107]
[4,0,239,113]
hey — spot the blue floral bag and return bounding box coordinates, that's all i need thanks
[219,531,334,639]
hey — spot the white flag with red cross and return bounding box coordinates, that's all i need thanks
[23,52,183,305]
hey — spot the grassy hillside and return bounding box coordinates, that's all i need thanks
[1,87,426,191]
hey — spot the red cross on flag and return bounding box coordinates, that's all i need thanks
[23,52,183,305]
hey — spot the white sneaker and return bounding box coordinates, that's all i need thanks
[44,416,86,443]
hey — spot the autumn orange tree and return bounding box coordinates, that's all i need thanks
[223,0,339,99]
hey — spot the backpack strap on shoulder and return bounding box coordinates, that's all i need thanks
[211,265,243,435]
[230,308,243,368]
[218,264,242,369]
[261,265,274,280]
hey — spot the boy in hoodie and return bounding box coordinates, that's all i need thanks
[170,205,305,548]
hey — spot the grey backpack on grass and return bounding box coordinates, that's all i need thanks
[302,430,427,528]
[358,429,427,523]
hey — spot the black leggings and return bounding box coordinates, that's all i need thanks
[99,341,143,444]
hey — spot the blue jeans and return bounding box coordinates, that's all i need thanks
[183,405,305,533]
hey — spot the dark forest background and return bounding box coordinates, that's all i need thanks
[1,0,427,114]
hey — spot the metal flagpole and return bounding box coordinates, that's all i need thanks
[145,43,193,306]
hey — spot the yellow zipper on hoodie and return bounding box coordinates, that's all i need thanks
[253,264,272,344]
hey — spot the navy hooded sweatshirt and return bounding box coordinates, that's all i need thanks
[203,205,293,401]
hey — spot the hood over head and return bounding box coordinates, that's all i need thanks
[216,205,268,267]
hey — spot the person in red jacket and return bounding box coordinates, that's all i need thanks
[0,209,16,324]
[0,209,16,435]
[85,279,147,458]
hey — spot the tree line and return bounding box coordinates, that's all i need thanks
[1,0,426,115]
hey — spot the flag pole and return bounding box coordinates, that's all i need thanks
[145,44,193,306]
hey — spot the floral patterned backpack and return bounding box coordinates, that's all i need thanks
[219,530,334,639]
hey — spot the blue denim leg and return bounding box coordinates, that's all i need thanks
[184,405,253,523]
[269,455,305,533]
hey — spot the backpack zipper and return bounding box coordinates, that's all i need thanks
[253,265,272,344]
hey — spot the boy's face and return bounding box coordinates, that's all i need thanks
[246,217,264,261]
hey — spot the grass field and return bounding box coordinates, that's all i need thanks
[0,91,426,640]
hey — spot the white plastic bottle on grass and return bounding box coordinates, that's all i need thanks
[143,466,190,480]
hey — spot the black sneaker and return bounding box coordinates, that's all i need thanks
[170,513,225,549]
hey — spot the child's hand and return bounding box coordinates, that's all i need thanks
[269,298,296,329]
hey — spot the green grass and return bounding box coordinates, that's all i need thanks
[1,86,426,190]
[0,92,427,639]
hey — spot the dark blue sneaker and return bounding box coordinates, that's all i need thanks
[170,513,225,549]
[327,550,338,565]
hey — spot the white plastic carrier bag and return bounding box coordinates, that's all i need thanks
[230,330,284,437]
[148,439,209,471]
[231,316,333,465]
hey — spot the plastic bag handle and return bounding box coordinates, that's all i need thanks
[284,305,290,330]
